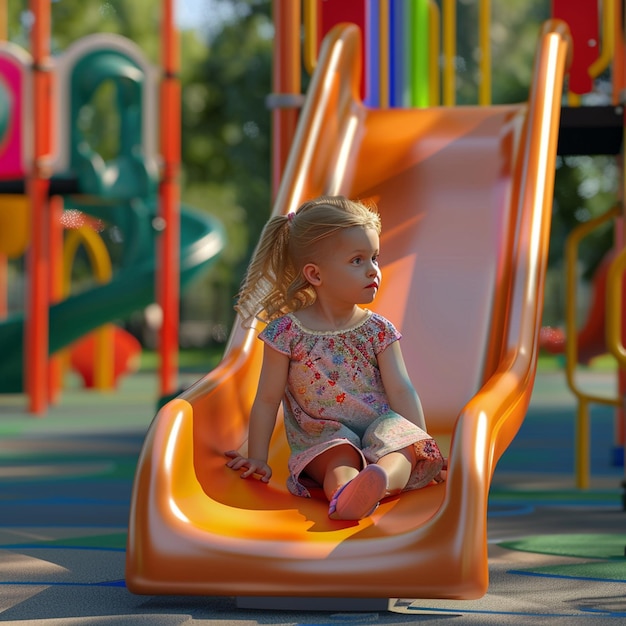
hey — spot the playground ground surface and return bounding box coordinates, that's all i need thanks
[1,358,625,625]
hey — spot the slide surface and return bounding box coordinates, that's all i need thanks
[127,21,570,599]
[0,200,224,393]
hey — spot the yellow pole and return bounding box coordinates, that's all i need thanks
[303,0,317,75]
[564,206,622,488]
[0,0,7,41]
[567,91,582,107]
[478,0,491,105]
[588,0,615,79]
[428,0,440,106]
[576,399,590,489]
[606,246,626,367]
[63,227,115,390]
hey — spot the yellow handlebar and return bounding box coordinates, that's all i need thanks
[588,0,615,78]
[606,244,626,367]
[564,205,620,381]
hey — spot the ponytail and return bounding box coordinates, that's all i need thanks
[235,214,306,326]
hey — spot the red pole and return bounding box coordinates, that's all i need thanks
[271,0,301,198]
[157,0,181,397]
[26,0,52,414]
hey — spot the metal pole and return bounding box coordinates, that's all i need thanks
[26,0,51,414]
[271,0,301,198]
[157,0,181,397]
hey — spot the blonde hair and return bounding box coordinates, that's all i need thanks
[235,195,381,326]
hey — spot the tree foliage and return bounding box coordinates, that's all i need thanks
[181,0,272,249]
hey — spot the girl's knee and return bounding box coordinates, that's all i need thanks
[315,443,362,467]
[304,443,363,485]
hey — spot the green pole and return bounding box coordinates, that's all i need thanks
[409,0,430,107]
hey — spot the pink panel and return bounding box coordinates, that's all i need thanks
[0,55,26,178]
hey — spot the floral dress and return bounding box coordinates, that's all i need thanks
[259,310,444,497]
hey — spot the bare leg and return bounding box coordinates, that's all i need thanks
[304,444,363,501]
[376,445,416,496]
[305,443,417,520]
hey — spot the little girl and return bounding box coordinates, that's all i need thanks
[226,196,444,520]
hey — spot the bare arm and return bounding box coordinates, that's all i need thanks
[225,344,289,482]
[377,341,426,431]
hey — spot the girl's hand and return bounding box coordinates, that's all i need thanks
[225,450,272,482]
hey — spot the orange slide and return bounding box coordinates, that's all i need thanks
[127,21,570,600]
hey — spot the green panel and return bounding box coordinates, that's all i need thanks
[0,80,10,141]
[69,48,155,199]
[409,0,430,107]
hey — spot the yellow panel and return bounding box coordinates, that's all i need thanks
[0,194,29,258]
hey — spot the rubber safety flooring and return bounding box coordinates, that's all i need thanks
[0,368,625,625]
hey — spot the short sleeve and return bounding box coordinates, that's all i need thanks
[369,313,402,356]
[258,315,297,356]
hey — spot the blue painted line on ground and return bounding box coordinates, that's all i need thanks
[490,499,621,509]
[296,614,380,624]
[487,504,535,517]
[3,497,620,509]
[581,607,626,616]
[0,580,127,587]
[0,544,125,552]
[0,524,128,529]
[2,498,131,505]
[403,605,620,618]
[509,569,626,584]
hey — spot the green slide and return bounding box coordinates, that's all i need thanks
[0,200,225,393]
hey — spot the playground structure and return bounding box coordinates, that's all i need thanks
[0,1,224,411]
[539,0,626,487]
[125,0,626,603]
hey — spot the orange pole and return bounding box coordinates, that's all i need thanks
[157,0,181,396]
[26,0,52,414]
[271,0,301,198]
[612,0,624,105]
[612,0,626,459]
[0,0,6,320]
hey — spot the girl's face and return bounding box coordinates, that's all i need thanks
[310,226,381,305]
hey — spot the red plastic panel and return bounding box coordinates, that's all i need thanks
[317,0,368,99]
[552,0,598,94]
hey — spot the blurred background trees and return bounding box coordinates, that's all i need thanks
[7,0,619,349]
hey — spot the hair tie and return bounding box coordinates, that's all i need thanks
[287,212,295,223]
